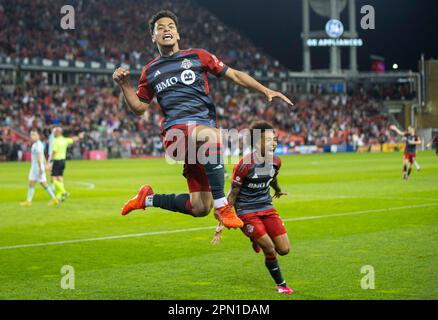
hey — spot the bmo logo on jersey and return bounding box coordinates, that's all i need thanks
[248,177,273,189]
[155,77,178,93]
[248,182,268,189]
[181,70,196,85]
[155,70,196,93]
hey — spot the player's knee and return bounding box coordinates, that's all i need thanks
[190,204,210,217]
[260,242,276,255]
[277,246,290,256]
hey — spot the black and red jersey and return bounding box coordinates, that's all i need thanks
[231,152,282,215]
[404,133,420,154]
[136,49,228,130]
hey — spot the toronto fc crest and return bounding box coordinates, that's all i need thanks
[181,59,193,70]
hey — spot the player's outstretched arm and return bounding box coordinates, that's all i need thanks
[71,132,85,143]
[389,125,405,136]
[113,67,149,116]
[223,68,293,106]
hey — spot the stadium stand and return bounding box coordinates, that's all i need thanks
[0,76,395,160]
[0,0,401,160]
[0,0,282,71]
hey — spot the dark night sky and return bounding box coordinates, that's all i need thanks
[195,0,438,72]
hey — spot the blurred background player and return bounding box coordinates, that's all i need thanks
[390,125,422,180]
[212,121,293,294]
[114,10,293,228]
[48,127,85,201]
[427,135,438,158]
[20,129,58,207]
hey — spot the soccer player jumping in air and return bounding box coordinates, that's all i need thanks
[113,10,293,228]
[390,125,422,180]
[212,121,293,294]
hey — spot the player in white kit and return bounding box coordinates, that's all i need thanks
[20,130,59,207]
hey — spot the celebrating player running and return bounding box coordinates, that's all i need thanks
[113,10,293,228]
[212,121,293,294]
[390,125,422,180]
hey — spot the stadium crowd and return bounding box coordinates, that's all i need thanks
[0,74,395,160]
[0,0,403,161]
[0,0,282,72]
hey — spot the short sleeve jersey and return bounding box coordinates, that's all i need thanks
[52,136,74,160]
[231,152,282,215]
[136,49,228,130]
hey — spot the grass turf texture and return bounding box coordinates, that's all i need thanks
[0,152,437,300]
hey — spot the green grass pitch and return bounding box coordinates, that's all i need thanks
[0,152,437,300]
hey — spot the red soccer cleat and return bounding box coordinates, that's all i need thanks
[121,184,154,216]
[214,204,243,228]
[276,285,294,294]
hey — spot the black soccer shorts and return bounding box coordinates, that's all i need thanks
[51,160,66,177]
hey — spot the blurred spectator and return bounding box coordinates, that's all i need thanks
[0,76,395,160]
[0,0,283,72]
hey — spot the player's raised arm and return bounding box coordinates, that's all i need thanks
[223,67,293,106]
[113,67,150,116]
[389,125,405,136]
[71,132,85,143]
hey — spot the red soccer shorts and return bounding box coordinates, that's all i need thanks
[163,124,211,193]
[240,209,287,241]
[404,152,415,164]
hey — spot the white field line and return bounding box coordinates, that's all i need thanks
[1,202,437,251]
[71,181,96,190]
[0,181,96,190]
[371,196,438,202]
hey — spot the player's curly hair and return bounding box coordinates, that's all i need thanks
[149,10,179,35]
[248,120,275,148]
